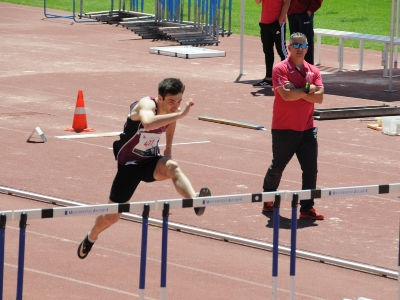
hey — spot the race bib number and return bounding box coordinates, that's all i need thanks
[133,132,161,156]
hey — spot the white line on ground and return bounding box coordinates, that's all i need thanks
[106,141,211,150]
[160,141,211,146]
[54,132,122,139]
[4,263,157,300]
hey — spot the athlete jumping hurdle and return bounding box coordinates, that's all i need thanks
[78,78,210,259]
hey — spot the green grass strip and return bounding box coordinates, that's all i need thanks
[1,0,395,51]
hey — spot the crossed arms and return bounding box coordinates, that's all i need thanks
[276,82,324,104]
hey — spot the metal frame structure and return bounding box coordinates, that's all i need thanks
[314,105,400,120]
[0,185,398,280]
[78,0,232,45]
[44,0,98,23]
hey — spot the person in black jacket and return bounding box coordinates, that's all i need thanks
[287,0,323,64]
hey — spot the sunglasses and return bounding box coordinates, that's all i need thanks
[290,43,308,49]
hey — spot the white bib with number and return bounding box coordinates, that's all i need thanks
[133,132,161,157]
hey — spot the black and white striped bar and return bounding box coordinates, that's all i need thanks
[157,191,277,211]
[285,183,400,201]
[12,202,156,221]
[6,192,278,221]
[4,184,400,221]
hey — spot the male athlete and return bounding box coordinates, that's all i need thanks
[78,78,210,259]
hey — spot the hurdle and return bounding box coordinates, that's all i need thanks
[1,183,400,299]
[139,204,150,300]
[0,214,5,299]
[43,0,74,20]
[271,194,281,300]
[160,203,170,300]
[4,201,158,300]
[16,213,27,300]
[44,0,98,23]
[289,193,299,300]
[82,0,232,45]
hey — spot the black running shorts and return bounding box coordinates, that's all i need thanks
[109,157,162,203]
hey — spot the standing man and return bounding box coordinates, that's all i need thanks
[253,0,291,87]
[78,78,211,259]
[262,32,324,220]
[287,0,323,65]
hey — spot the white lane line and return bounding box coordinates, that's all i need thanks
[105,140,211,150]
[4,263,157,300]
[54,132,122,139]
[160,141,211,146]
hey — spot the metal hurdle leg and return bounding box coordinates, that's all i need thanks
[359,40,364,71]
[43,0,73,19]
[383,43,389,77]
[272,194,281,300]
[110,0,114,16]
[139,204,150,300]
[72,0,98,22]
[44,0,97,22]
[16,213,27,300]
[215,0,221,41]
[188,0,191,21]
[228,0,232,35]
[338,38,344,72]
[221,0,226,36]
[316,34,321,66]
[160,203,170,300]
[289,194,299,300]
[0,214,6,300]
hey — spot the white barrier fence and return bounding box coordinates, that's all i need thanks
[2,183,399,221]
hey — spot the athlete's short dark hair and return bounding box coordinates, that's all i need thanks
[158,78,185,99]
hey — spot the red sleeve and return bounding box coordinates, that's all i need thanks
[272,64,288,90]
[312,68,324,88]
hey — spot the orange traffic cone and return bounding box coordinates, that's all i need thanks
[65,90,95,133]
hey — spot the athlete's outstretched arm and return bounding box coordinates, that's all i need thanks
[134,97,194,131]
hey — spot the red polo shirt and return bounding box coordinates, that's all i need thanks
[260,0,286,24]
[271,58,323,131]
[287,0,323,14]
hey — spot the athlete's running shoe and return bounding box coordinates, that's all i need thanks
[77,234,95,259]
[194,187,211,216]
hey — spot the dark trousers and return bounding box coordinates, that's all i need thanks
[259,21,288,79]
[287,12,315,65]
[263,128,318,212]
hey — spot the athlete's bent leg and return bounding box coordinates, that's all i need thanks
[77,203,121,259]
[89,210,122,241]
[153,157,197,198]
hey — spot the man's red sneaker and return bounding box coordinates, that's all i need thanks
[299,208,324,220]
[262,201,274,212]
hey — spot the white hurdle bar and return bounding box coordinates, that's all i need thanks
[6,191,279,221]
[6,182,400,221]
